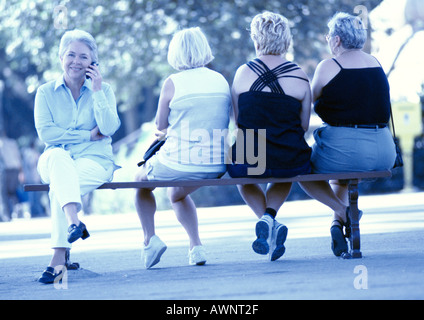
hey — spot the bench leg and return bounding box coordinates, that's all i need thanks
[347,179,362,258]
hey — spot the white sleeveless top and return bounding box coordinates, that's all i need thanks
[156,67,231,173]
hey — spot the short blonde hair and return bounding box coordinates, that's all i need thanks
[250,11,292,56]
[167,27,214,71]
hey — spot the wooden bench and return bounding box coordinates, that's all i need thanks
[24,170,392,259]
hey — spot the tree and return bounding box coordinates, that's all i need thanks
[0,0,383,141]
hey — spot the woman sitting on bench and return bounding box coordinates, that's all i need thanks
[35,29,121,283]
[134,27,231,269]
[299,12,396,257]
[228,12,312,261]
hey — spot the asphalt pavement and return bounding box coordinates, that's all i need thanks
[0,190,423,302]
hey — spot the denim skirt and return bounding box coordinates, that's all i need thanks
[311,125,396,173]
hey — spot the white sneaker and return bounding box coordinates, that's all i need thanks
[252,214,274,255]
[188,245,207,266]
[269,220,288,261]
[143,235,167,269]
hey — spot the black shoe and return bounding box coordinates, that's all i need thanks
[65,248,80,270]
[330,222,349,257]
[38,249,79,284]
[68,221,90,243]
[330,206,365,258]
[38,266,62,284]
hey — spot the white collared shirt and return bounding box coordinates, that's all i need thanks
[34,75,121,170]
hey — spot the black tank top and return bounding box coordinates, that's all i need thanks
[314,58,391,126]
[232,58,311,170]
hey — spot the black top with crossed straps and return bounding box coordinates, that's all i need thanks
[232,58,311,170]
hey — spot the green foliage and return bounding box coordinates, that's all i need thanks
[0,0,385,211]
[0,0,383,140]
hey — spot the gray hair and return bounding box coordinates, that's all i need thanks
[327,12,367,49]
[59,29,98,63]
[167,27,214,71]
[250,11,292,56]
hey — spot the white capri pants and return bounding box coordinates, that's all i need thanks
[38,148,114,248]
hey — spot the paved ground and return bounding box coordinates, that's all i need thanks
[0,190,423,302]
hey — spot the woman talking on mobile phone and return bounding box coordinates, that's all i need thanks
[34,29,120,284]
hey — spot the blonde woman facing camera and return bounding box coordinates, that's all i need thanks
[228,12,312,261]
[135,27,231,269]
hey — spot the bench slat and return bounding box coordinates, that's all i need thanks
[24,170,392,192]
[22,169,393,259]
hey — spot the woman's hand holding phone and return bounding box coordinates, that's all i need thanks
[86,62,102,92]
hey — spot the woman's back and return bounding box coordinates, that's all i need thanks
[157,67,231,172]
[233,58,311,170]
[233,56,310,102]
[314,52,391,126]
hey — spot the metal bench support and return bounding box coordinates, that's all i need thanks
[347,179,362,258]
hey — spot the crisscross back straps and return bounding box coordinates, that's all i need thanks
[246,58,308,94]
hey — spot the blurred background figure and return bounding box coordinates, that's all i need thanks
[20,138,47,218]
[0,134,22,221]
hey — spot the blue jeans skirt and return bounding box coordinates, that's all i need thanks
[311,125,396,173]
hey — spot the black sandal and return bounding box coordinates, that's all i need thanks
[330,220,349,257]
[331,207,351,257]
[331,207,364,258]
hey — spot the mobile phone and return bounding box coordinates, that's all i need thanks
[86,62,99,79]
